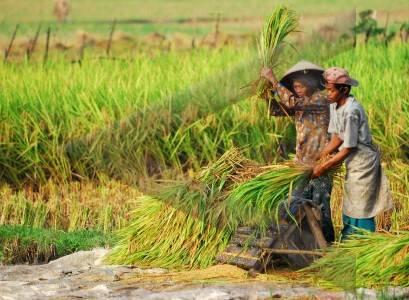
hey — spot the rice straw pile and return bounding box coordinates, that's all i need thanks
[106,148,314,269]
[306,231,409,288]
[225,162,311,231]
[106,148,249,268]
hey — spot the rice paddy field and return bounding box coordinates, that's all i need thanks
[0,0,409,295]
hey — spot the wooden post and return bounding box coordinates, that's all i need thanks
[27,24,42,61]
[43,27,51,64]
[303,204,328,249]
[106,19,117,56]
[4,24,19,63]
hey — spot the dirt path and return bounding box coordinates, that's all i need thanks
[0,249,407,299]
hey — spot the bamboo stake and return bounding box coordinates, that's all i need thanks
[43,27,51,64]
[265,248,325,256]
[353,8,357,48]
[4,24,19,63]
[383,12,390,46]
[213,13,221,48]
[106,19,117,56]
[27,24,42,61]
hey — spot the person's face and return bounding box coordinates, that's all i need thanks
[293,80,309,98]
[325,83,342,104]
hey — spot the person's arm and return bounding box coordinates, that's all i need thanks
[313,147,353,177]
[260,67,296,116]
[318,134,343,159]
[313,110,361,177]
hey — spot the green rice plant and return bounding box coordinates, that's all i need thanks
[306,230,409,288]
[225,161,310,230]
[259,6,299,68]
[257,6,299,96]
[0,225,111,264]
[0,180,140,232]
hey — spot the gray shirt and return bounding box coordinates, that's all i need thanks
[328,96,392,218]
[328,96,372,151]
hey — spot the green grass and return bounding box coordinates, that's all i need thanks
[0,225,111,264]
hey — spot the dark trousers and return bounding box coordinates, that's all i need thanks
[289,175,335,243]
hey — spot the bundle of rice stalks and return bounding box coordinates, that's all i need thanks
[106,149,329,269]
[106,196,233,269]
[306,231,409,288]
[197,147,250,189]
[225,161,311,230]
[257,6,299,96]
[106,148,248,269]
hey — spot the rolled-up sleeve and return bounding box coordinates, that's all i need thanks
[342,113,360,148]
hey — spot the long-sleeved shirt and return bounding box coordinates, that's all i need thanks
[266,83,330,164]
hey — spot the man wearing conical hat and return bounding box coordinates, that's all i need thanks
[261,61,334,243]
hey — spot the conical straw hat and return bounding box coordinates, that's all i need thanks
[280,60,325,91]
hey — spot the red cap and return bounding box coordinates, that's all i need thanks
[323,67,359,87]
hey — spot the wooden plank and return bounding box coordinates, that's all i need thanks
[303,204,327,249]
[216,252,261,270]
[236,227,257,235]
[225,244,262,257]
[265,248,324,257]
[230,235,274,248]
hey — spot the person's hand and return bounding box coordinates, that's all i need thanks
[260,67,276,82]
[312,164,326,178]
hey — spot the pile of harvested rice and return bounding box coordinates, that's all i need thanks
[306,230,409,288]
[106,148,313,268]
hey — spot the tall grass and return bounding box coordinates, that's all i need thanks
[0,37,349,187]
[0,39,407,238]
[0,225,110,264]
[0,179,140,232]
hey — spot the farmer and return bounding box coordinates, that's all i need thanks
[54,0,70,23]
[313,67,393,239]
[260,61,335,243]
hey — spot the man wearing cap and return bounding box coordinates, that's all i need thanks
[260,61,335,243]
[313,67,392,239]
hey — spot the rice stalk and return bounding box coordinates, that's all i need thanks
[257,6,299,96]
[225,161,311,231]
[106,196,233,269]
[105,148,249,269]
[106,152,318,269]
[305,230,409,288]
